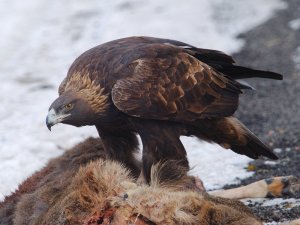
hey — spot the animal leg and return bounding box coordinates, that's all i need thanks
[209,176,300,199]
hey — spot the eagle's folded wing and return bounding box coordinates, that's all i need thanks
[112,50,244,122]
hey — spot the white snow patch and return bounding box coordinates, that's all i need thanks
[0,0,284,201]
[182,137,254,190]
[209,0,286,52]
[264,160,278,166]
[99,0,286,54]
[265,222,279,225]
[262,198,300,207]
[293,46,300,71]
[289,18,300,30]
[274,148,283,154]
[243,197,300,208]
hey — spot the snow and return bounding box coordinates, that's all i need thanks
[264,160,278,166]
[243,197,300,207]
[294,46,300,72]
[0,0,285,200]
[265,222,281,225]
[261,198,300,207]
[274,148,283,154]
[289,18,300,30]
[183,138,254,190]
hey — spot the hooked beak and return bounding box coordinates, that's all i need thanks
[46,108,70,131]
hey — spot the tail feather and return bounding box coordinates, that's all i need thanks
[231,134,278,160]
[184,48,283,80]
[192,117,278,160]
[221,65,283,80]
[231,120,278,160]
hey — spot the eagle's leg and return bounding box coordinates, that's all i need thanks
[137,122,189,183]
[97,129,141,178]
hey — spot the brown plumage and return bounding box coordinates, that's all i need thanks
[46,36,282,181]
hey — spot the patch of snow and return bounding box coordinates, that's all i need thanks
[293,46,300,71]
[262,198,300,207]
[182,137,254,190]
[289,18,300,30]
[100,0,286,54]
[264,161,278,166]
[0,0,285,200]
[264,222,279,225]
[209,0,286,52]
[286,148,292,153]
[243,197,300,208]
[274,148,283,154]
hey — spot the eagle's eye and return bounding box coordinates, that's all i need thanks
[64,103,73,110]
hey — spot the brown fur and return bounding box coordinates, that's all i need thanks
[0,138,105,225]
[0,138,264,225]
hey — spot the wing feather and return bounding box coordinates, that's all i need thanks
[112,51,243,122]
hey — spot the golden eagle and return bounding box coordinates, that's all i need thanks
[46,36,281,181]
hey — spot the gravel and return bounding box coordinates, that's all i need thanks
[234,0,300,148]
[225,148,300,222]
[225,0,300,222]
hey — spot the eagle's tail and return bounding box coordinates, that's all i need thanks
[221,65,283,80]
[192,117,278,160]
[189,48,283,80]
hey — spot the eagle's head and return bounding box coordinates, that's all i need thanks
[46,91,95,130]
[46,72,109,130]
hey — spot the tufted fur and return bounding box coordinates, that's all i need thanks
[0,138,266,225]
[1,138,299,224]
